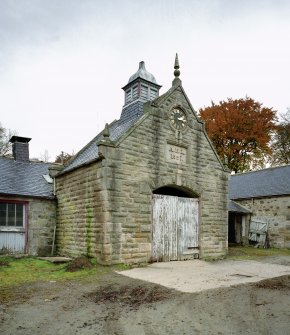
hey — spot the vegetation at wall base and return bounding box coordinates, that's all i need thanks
[227,246,290,259]
[0,256,123,304]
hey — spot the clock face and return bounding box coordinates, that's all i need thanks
[169,108,187,130]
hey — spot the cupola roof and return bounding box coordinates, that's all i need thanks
[127,61,160,86]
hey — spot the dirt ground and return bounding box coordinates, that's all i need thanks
[1,256,290,335]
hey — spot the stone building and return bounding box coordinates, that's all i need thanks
[55,56,229,264]
[0,136,56,255]
[228,199,251,245]
[229,165,290,248]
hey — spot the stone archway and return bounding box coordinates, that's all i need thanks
[152,185,199,262]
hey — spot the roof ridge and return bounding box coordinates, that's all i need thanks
[0,156,53,166]
[62,119,119,171]
[232,164,290,177]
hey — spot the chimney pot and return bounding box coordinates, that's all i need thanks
[9,136,31,162]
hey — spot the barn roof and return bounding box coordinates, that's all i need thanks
[228,200,251,214]
[61,58,227,175]
[0,157,54,199]
[229,165,290,200]
[61,100,144,174]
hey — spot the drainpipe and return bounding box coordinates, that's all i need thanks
[48,164,63,256]
[53,177,56,196]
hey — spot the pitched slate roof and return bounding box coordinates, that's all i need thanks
[62,100,145,173]
[0,157,54,199]
[229,165,290,200]
[228,200,251,214]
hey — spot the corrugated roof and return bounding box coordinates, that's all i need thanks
[0,157,54,199]
[61,100,144,174]
[229,165,290,199]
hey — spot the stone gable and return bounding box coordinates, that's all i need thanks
[56,82,229,264]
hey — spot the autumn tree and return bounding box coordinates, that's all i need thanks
[55,151,73,164]
[270,108,290,166]
[0,123,17,156]
[199,97,277,173]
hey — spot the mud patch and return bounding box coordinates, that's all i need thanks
[255,275,290,290]
[0,260,10,267]
[88,284,172,309]
[66,256,93,272]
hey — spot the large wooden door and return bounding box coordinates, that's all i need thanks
[152,194,199,261]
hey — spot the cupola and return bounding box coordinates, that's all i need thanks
[122,61,161,107]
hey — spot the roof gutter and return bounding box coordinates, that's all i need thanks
[0,193,55,201]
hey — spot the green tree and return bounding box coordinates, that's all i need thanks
[270,108,290,166]
[199,97,277,173]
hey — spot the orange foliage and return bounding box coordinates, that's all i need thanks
[55,151,73,164]
[199,97,277,172]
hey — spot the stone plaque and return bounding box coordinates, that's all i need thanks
[166,144,187,164]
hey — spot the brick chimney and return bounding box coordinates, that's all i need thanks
[9,136,31,162]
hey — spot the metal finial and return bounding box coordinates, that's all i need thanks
[103,123,110,138]
[139,61,145,70]
[174,53,180,78]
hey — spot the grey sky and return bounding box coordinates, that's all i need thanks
[0,0,289,160]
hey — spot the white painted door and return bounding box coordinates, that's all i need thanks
[152,194,199,262]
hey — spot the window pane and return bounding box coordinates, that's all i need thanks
[16,204,24,227]
[7,203,15,226]
[0,203,7,225]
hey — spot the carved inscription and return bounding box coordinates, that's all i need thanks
[166,144,187,164]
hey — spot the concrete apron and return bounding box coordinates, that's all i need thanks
[118,259,290,293]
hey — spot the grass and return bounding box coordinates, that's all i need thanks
[227,245,290,260]
[0,257,104,288]
[1,247,289,303]
[0,256,131,304]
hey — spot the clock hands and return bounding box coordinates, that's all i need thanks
[170,108,187,130]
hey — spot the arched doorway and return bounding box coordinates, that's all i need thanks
[152,185,199,262]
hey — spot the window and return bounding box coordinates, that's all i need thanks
[0,203,25,227]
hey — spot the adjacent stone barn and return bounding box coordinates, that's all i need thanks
[56,57,229,264]
[0,136,56,255]
[229,165,290,248]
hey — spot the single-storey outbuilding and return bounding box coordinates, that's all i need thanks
[229,165,290,248]
[0,136,56,255]
[55,57,229,264]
